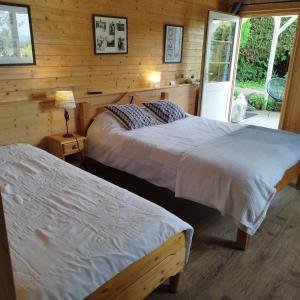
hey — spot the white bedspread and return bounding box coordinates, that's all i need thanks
[0,144,193,300]
[176,125,300,235]
[86,113,300,235]
[86,112,243,191]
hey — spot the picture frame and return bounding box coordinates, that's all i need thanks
[163,24,184,64]
[93,15,128,55]
[0,2,36,66]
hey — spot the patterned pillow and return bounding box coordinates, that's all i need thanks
[105,104,160,130]
[143,100,187,123]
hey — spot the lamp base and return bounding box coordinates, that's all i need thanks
[63,133,74,138]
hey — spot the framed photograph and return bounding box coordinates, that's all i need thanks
[93,15,128,55]
[0,2,35,66]
[164,24,184,64]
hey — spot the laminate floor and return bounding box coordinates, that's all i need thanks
[147,182,300,300]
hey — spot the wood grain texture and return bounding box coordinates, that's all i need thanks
[146,183,300,299]
[275,161,300,192]
[168,273,181,293]
[297,175,300,190]
[78,84,199,135]
[0,0,221,146]
[225,0,300,15]
[78,90,167,135]
[86,232,186,300]
[236,228,250,251]
[280,17,300,134]
[0,194,16,300]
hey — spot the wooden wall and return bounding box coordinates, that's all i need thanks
[225,0,300,134]
[0,0,222,147]
[225,0,300,15]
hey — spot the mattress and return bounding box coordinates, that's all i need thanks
[0,143,193,300]
[86,113,300,235]
[86,112,244,191]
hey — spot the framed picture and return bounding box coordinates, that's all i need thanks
[164,24,184,64]
[93,15,128,55]
[0,2,35,66]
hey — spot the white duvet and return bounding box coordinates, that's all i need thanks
[0,144,193,300]
[86,113,300,235]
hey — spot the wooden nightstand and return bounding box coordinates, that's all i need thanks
[47,134,86,166]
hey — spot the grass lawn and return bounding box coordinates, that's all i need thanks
[235,80,265,90]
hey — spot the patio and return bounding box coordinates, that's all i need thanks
[239,110,281,129]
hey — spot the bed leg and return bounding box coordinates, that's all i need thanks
[169,273,181,293]
[236,228,250,251]
[296,175,300,190]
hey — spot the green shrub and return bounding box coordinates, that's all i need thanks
[236,17,297,82]
[240,19,251,49]
[248,94,266,109]
[234,90,239,97]
[266,98,275,111]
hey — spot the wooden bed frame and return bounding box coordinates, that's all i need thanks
[0,192,187,299]
[78,91,300,251]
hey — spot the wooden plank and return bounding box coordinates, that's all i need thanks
[275,161,300,192]
[236,228,250,251]
[77,86,198,135]
[86,232,186,300]
[0,0,219,145]
[169,273,182,293]
[148,184,300,300]
[297,175,300,190]
[0,194,16,300]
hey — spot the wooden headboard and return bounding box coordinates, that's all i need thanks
[78,92,168,135]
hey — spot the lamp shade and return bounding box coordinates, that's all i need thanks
[55,91,76,109]
[149,71,161,83]
[149,71,161,88]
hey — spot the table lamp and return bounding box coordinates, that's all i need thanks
[149,71,161,88]
[55,91,76,138]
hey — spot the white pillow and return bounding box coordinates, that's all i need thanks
[94,111,126,131]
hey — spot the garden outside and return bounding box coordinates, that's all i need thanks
[231,15,298,129]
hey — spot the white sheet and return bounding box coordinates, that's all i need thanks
[0,144,193,300]
[86,112,243,190]
[86,113,300,235]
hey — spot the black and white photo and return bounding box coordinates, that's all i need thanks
[164,24,184,63]
[93,15,128,54]
[0,3,35,66]
[117,22,125,32]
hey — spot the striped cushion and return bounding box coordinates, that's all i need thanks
[105,104,160,130]
[143,100,187,123]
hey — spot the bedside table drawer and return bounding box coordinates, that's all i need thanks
[63,140,84,155]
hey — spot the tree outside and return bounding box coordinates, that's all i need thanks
[235,16,298,112]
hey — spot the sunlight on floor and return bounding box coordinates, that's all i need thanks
[239,110,280,129]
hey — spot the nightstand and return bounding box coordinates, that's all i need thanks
[47,134,86,167]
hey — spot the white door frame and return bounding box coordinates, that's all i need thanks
[198,11,240,121]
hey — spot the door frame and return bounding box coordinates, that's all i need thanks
[229,8,300,129]
[197,10,241,120]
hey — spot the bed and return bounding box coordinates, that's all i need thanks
[79,92,300,251]
[0,143,193,300]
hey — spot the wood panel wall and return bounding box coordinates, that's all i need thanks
[225,0,300,15]
[225,0,300,134]
[0,0,222,147]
